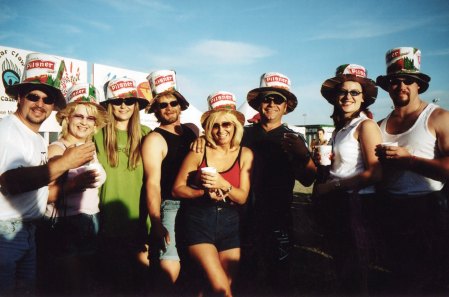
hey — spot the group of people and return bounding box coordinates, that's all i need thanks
[0,46,448,297]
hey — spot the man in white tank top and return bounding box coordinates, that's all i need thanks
[375,47,449,295]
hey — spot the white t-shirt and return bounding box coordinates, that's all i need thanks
[0,115,49,221]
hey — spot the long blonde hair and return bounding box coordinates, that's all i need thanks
[203,110,244,149]
[103,103,143,169]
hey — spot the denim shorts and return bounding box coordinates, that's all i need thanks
[0,220,37,295]
[180,203,240,252]
[159,200,181,261]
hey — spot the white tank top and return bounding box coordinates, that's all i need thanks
[329,112,376,194]
[379,103,444,195]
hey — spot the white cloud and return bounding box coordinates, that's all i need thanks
[189,40,274,64]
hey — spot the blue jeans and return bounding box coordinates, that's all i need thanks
[0,220,37,295]
[160,200,181,260]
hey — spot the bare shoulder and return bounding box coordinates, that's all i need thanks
[241,146,254,159]
[48,143,64,158]
[429,107,449,133]
[359,118,381,133]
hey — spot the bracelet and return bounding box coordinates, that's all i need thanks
[223,185,232,194]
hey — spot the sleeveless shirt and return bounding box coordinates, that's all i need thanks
[379,103,444,195]
[154,125,197,201]
[329,112,377,194]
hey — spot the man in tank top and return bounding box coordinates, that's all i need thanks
[142,71,197,294]
[375,47,449,295]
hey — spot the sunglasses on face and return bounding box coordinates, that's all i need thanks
[158,100,179,109]
[336,89,362,97]
[389,77,416,86]
[212,121,233,129]
[25,93,55,105]
[261,94,286,105]
[110,98,137,106]
[71,113,97,123]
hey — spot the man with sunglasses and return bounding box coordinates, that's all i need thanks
[0,53,96,295]
[238,72,317,295]
[143,71,195,294]
[375,47,449,294]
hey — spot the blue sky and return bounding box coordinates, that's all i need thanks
[1,0,449,125]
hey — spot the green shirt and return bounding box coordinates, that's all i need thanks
[94,125,151,240]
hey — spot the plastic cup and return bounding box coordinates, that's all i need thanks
[381,141,398,147]
[201,167,217,174]
[317,145,332,166]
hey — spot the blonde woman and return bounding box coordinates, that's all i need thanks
[93,77,151,295]
[39,83,109,295]
[173,92,253,297]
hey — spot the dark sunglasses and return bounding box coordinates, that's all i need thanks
[212,121,233,129]
[25,93,55,105]
[110,98,137,106]
[261,94,286,105]
[389,77,416,86]
[158,100,179,109]
[336,89,362,97]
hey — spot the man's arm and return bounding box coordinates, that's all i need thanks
[0,143,96,196]
[142,132,170,247]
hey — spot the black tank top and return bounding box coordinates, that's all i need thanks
[154,125,197,201]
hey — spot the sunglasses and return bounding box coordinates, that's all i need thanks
[110,98,137,106]
[25,93,55,105]
[71,113,97,123]
[389,77,416,86]
[261,94,286,105]
[158,100,179,109]
[336,89,362,97]
[212,121,233,129]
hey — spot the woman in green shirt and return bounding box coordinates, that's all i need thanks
[93,77,150,295]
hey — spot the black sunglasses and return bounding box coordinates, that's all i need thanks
[389,77,416,86]
[261,94,286,105]
[336,89,362,97]
[158,100,179,109]
[25,93,55,105]
[110,98,137,106]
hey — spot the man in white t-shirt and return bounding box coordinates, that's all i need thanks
[0,53,96,295]
[375,47,449,295]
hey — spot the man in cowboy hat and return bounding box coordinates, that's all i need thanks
[0,52,96,295]
[142,70,196,294]
[375,47,449,294]
[238,72,317,295]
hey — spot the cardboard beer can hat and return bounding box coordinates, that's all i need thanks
[56,83,107,125]
[101,77,149,110]
[5,52,66,110]
[376,47,431,94]
[321,64,378,106]
[146,70,189,113]
[246,72,298,114]
[201,91,245,127]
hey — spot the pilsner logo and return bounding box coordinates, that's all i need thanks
[265,75,288,85]
[27,60,55,70]
[387,49,401,63]
[154,75,174,86]
[348,67,366,77]
[210,94,234,105]
[111,81,134,91]
[70,88,86,99]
